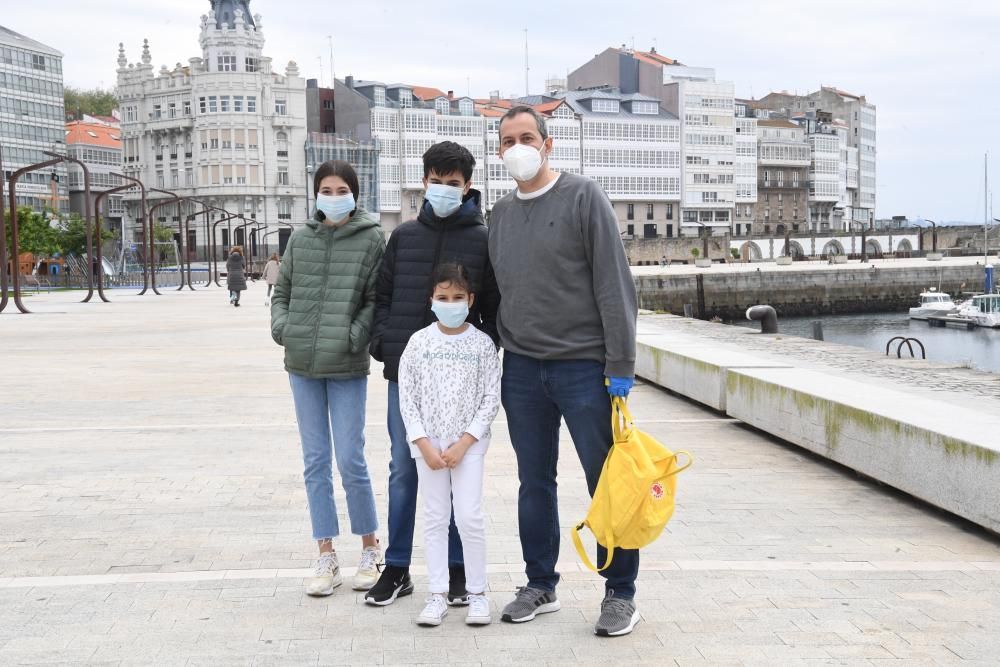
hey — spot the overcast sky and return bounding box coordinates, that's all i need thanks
[6,0,999,222]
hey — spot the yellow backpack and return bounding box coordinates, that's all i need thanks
[572,396,692,572]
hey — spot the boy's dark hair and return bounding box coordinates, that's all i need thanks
[498,105,549,141]
[430,262,472,294]
[313,160,360,202]
[423,141,475,181]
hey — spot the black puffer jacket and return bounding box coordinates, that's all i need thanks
[371,189,499,382]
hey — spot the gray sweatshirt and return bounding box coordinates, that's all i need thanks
[488,172,637,377]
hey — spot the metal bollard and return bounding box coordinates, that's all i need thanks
[812,321,824,341]
[683,303,694,318]
[746,305,778,334]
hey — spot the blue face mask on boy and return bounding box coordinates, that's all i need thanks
[431,299,469,328]
[424,184,464,218]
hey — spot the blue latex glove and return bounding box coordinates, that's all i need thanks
[606,376,634,397]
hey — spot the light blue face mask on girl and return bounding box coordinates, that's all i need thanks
[431,300,469,328]
[316,193,355,224]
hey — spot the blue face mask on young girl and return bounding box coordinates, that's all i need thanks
[431,299,469,328]
[316,193,355,223]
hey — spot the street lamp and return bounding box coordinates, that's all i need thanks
[924,219,938,253]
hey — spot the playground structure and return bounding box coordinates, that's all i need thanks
[0,145,291,314]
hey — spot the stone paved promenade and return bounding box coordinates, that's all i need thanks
[2,286,999,666]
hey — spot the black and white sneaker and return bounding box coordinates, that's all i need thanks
[500,586,561,623]
[364,565,413,606]
[447,565,469,606]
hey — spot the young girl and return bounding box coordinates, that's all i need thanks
[397,263,501,627]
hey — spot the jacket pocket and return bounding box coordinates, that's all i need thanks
[349,318,370,354]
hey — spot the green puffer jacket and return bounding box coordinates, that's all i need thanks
[270,210,386,379]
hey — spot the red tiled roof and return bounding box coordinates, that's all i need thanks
[411,85,447,101]
[476,107,507,117]
[634,50,677,66]
[823,85,861,100]
[758,119,799,128]
[65,121,121,149]
[533,100,564,115]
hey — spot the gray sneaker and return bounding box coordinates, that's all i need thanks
[595,593,640,637]
[500,586,561,623]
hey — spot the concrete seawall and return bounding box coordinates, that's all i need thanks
[633,257,991,319]
[634,314,1000,534]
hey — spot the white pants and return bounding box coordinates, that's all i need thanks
[415,454,486,595]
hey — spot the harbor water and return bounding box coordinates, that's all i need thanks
[737,311,1000,374]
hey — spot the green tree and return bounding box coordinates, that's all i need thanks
[3,207,60,256]
[64,86,118,120]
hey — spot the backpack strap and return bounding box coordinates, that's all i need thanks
[572,521,616,573]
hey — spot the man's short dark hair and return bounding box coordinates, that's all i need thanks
[423,141,475,181]
[498,105,549,142]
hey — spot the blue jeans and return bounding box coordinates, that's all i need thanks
[501,351,639,600]
[385,382,464,569]
[289,373,378,540]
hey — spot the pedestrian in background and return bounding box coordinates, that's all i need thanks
[262,252,281,306]
[226,246,246,307]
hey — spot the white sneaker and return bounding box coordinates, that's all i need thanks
[305,552,342,597]
[264,298,270,306]
[466,593,492,626]
[416,594,449,627]
[352,544,383,591]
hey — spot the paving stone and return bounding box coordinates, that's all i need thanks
[0,289,998,663]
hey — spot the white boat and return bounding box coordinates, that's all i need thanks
[908,290,957,320]
[955,293,1000,328]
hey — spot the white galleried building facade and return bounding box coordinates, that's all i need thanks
[116,0,307,257]
[334,78,680,235]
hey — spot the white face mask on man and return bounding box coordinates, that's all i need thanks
[502,143,545,182]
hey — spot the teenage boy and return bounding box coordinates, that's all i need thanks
[366,141,500,606]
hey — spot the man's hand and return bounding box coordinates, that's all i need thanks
[606,376,634,397]
[441,434,477,468]
[415,437,447,471]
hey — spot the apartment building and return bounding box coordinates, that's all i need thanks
[560,89,680,238]
[65,119,125,231]
[757,86,875,225]
[749,118,810,237]
[116,0,307,251]
[569,47,741,237]
[0,25,68,212]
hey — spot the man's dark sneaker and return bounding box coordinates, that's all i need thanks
[363,565,413,606]
[594,592,640,637]
[447,565,469,606]
[500,586,560,623]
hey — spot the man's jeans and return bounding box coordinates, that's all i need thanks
[289,374,378,540]
[385,381,464,569]
[501,351,639,600]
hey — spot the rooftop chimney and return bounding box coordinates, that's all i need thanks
[447,90,454,99]
[345,75,354,89]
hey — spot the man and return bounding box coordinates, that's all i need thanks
[366,141,500,606]
[488,106,640,636]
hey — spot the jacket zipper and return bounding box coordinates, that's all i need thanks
[310,227,334,375]
[424,223,448,326]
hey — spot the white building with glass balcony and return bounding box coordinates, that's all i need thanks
[115,0,306,259]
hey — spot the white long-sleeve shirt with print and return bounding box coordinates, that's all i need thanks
[398,323,501,458]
